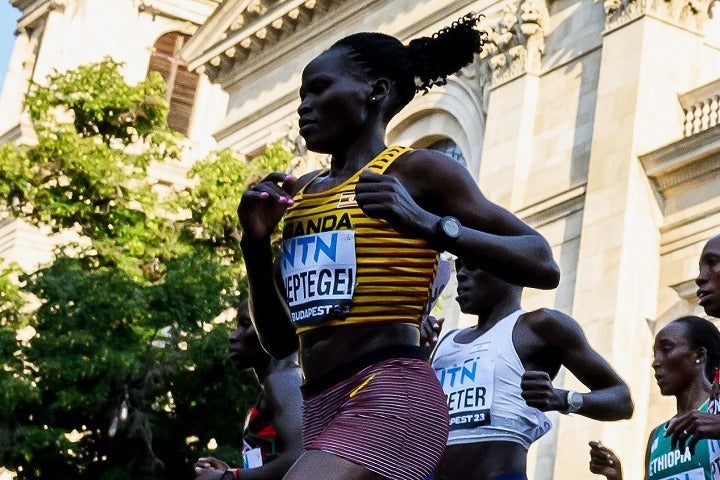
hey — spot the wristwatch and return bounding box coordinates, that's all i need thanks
[561,390,583,414]
[436,216,462,244]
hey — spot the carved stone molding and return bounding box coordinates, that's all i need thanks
[184,0,339,82]
[48,0,66,11]
[15,0,66,32]
[601,0,718,31]
[461,0,548,100]
[640,123,720,214]
[515,184,587,228]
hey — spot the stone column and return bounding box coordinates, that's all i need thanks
[554,2,716,477]
[478,0,549,212]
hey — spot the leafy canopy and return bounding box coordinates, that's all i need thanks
[0,58,293,479]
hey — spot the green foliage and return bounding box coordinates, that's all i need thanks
[176,141,293,258]
[0,59,292,479]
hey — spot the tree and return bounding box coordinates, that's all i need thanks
[0,58,294,479]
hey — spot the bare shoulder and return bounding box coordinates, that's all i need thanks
[389,148,480,201]
[392,148,468,178]
[520,308,582,339]
[265,365,303,391]
[264,366,303,407]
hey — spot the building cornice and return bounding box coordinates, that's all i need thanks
[15,0,65,32]
[640,123,720,195]
[12,0,217,33]
[181,0,350,80]
[136,0,220,25]
[179,0,252,64]
[516,184,587,228]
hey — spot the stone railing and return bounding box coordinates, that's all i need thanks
[679,78,720,137]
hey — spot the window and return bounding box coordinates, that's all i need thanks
[148,32,198,135]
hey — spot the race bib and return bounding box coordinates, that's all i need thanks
[706,398,720,480]
[709,439,720,480]
[435,343,495,431]
[657,466,705,480]
[281,230,357,327]
[243,447,263,469]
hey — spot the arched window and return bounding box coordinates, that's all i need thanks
[427,138,467,167]
[148,32,198,135]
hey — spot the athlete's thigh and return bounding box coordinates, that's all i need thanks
[283,450,386,480]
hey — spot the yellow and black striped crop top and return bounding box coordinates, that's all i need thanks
[279,146,439,333]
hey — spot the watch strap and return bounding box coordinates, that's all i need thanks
[560,390,582,414]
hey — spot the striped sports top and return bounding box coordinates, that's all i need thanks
[280,146,439,333]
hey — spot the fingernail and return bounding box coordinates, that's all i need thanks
[287,198,294,205]
[279,196,286,202]
[260,192,269,198]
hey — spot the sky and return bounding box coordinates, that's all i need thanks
[0,2,21,92]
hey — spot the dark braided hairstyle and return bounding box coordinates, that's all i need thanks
[330,13,485,117]
[671,315,720,381]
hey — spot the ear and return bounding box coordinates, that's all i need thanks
[368,77,391,104]
[696,346,708,365]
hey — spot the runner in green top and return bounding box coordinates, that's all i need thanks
[646,400,719,480]
[589,316,720,480]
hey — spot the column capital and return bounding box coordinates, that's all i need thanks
[466,0,548,92]
[601,0,718,31]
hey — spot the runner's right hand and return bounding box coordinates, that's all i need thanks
[589,441,623,480]
[238,172,296,241]
[420,315,444,348]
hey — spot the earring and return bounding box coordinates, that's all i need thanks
[370,96,377,101]
[696,359,701,364]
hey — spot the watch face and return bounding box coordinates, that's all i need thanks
[569,392,583,409]
[442,217,461,238]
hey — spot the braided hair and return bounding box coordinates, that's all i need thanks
[330,13,485,117]
[671,315,720,381]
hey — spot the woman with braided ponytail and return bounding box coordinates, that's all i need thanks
[238,14,560,480]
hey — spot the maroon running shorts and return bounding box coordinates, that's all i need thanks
[302,352,449,480]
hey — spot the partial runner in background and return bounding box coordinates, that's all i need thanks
[589,315,720,480]
[432,258,632,480]
[194,300,303,480]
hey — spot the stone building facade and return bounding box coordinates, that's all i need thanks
[180,1,720,479]
[0,0,229,270]
[3,0,720,478]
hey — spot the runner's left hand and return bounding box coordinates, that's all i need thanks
[520,370,565,411]
[194,457,228,477]
[666,410,720,454]
[355,170,430,237]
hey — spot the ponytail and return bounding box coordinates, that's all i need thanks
[407,13,485,94]
[330,13,485,115]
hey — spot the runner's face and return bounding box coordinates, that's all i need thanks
[455,259,512,314]
[697,236,720,318]
[298,48,373,153]
[652,322,698,396]
[229,307,265,370]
